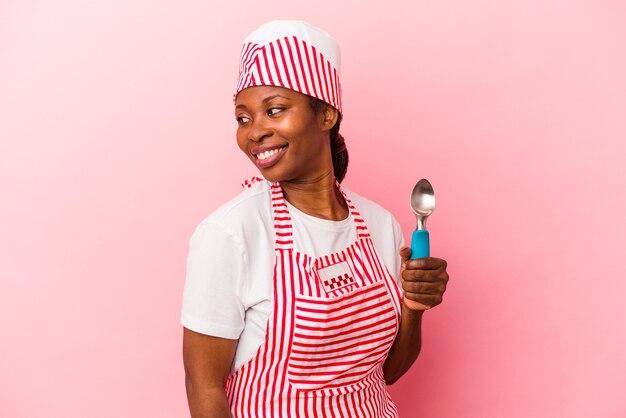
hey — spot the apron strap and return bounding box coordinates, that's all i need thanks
[336,181,371,239]
[270,183,294,250]
[241,176,264,189]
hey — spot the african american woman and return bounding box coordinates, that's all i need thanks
[181,20,450,418]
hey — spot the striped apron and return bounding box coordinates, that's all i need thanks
[226,181,403,417]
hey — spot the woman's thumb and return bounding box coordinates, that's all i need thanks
[399,246,411,264]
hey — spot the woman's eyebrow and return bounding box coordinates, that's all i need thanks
[236,94,289,110]
[262,94,287,103]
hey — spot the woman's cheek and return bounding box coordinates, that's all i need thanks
[236,132,247,153]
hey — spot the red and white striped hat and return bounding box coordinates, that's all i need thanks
[235,20,342,113]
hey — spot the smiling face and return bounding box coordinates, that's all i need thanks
[234,86,338,183]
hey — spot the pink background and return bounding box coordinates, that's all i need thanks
[1,0,625,417]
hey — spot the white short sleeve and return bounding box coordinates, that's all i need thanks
[393,218,405,290]
[181,221,246,339]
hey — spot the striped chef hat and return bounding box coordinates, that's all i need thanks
[235,20,342,113]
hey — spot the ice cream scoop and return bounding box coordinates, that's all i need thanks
[410,179,436,259]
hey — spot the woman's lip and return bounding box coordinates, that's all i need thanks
[255,146,287,169]
[251,144,287,156]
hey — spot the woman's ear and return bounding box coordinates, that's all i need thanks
[322,104,339,131]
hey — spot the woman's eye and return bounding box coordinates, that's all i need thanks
[268,107,283,116]
[236,115,250,124]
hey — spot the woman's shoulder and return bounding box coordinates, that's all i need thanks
[343,186,405,258]
[194,177,274,237]
[342,186,399,225]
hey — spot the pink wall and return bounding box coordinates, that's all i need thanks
[1,1,625,417]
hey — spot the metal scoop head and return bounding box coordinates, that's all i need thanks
[410,178,435,230]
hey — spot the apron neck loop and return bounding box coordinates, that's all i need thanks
[270,181,371,250]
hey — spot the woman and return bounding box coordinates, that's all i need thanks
[182,20,449,417]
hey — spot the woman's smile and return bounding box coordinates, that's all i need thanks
[253,145,288,168]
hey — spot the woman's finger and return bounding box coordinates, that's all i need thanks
[402,280,445,295]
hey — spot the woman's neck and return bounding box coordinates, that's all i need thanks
[280,171,348,221]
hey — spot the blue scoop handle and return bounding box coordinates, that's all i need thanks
[410,230,430,259]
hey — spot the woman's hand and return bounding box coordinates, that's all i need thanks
[399,246,449,311]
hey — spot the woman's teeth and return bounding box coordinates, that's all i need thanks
[257,147,285,160]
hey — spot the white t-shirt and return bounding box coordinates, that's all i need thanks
[181,180,405,371]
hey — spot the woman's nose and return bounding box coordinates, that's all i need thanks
[248,120,272,142]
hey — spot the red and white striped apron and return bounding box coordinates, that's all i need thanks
[226,181,403,417]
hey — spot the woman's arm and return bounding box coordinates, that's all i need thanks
[383,303,424,384]
[183,328,238,418]
[383,247,449,384]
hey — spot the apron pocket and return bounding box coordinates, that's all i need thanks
[287,281,398,391]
